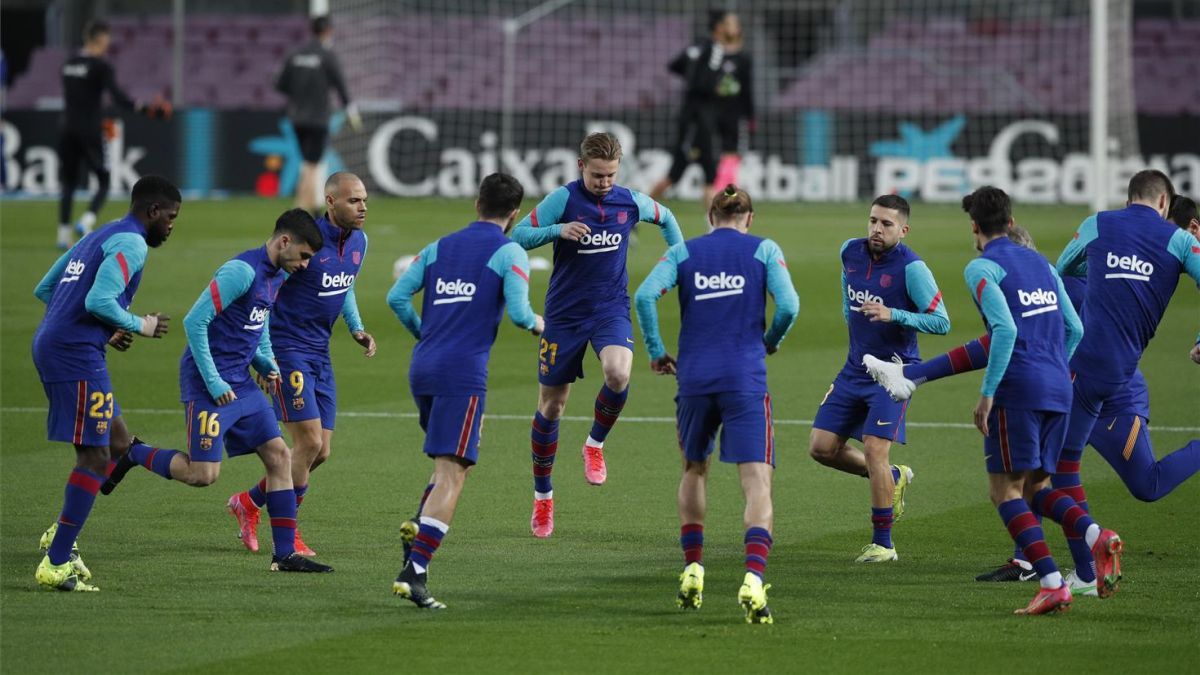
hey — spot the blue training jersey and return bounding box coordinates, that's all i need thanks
[966,237,1082,412]
[33,215,150,382]
[1056,203,1200,384]
[180,246,283,402]
[840,238,949,371]
[511,180,683,323]
[1060,275,1150,420]
[270,216,367,357]
[635,228,799,396]
[388,221,537,396]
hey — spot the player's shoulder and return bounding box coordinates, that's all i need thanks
[895,241,923,263]
[839,237,862,257]
[964,255,1003,282]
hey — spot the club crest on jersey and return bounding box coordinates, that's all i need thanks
[1017,288,1059,317]
[319,271,356,297]
[433,278,475,305]
[1105,252,1154,281]
[60,259,86,284]
[617,211,628,225]
[847,284,884,310]
[578,230,622,254]
[694,271,746,300]
[880,273,893,288]
[243,306,268,330]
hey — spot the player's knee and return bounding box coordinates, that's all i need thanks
[75,445,110,475]
[1127,478,1160,503]
[184,463,220,487]
[310,444,331,469]
[538,397,567,420]
[602,369,630,392]
[808,438,837,463]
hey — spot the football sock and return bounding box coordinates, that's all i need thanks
[105,460,116,478]
[1048,448,1097,582]
[998,498,1061,589]
[904,334,991,384]
[588,383,628,445]
[409,516,449,573]
[1011,512,1042,561]
[1033,485,1098,582]
[265,489,297,558]
[744,527,773,578]
[681,523,704,565]
[128,440,181,480]
[294,484,308,511]
[48,468,103,566]
[415,482,435,519]
[247,478,268,508]
[531,411,559,497]
[871,507,894,548]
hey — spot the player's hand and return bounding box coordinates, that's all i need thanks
[138,312,170,338]
[531,315,545,336]
[140,95,173,120]
[353,330,377,357]
[1190,342,1200,364]
[765,341,778,356]
[346,103,363,132]
[973,395,993,436]
[108,330,134,352]
[650,354,677,375]
[860,301,892,323]
[215,389,238,406]
[559,222,591,242]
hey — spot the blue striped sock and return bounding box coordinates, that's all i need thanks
[265,489,296,558]
[129,441,180,480]
[589,383,628,444]
[410,516,449,571]
[744,527,773,578]
[247,478,268,508]
[532,412,559,495]
[871,507,894,548]
[48,468,103,565]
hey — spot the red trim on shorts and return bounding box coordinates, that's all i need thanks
[998,407,1012,472]
[209,280,223,313]
[456,396,479,457]
[763,393,774,464]
[892,400,909,442]
[186,401,195,451]
[73,381,87,445]
[116,252,131,284]
[276,380,288,422]
[511,265,529,282]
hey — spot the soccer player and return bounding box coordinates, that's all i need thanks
[511,132,683,538]
[226,172,375,556]
[32,175,178,592]
[387,173,544,609]
[957,185,1101,615]
[634,184,798,624]
[275,15,361,216]
[808,195,949,563]
[57,20,170,249]
[103,209,332,573]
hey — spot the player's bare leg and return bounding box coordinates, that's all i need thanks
[738,462,775,624]
[808,429,868,476]
[583,345,632,486]
[531,383,570,537]
[857,435,899,562]
[287,419,325,555]
[394,456,466,609]
[676,458,709,609]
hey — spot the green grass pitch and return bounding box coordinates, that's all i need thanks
[2,196,1197,673]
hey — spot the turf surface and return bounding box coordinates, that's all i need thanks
[2,197,1198,673]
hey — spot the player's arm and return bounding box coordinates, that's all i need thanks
[323,50,361,130]
[183,260,256,401]
[632,191,684,246]
[341,232,367,332]
[667,43,694,76]
[965,259,1016,398]
[633,244,685,367]
[1167,228,1200,347]
[839,239,852,324]
[885,260,950,334]
[1055,214,1098,278]
[251,313,280,379]
[1050,264,1084,359]
[386,243,432,339]
[34,246,75,304]
[510,187,570,250]
[487,242,541,332]
[98,59,138,112]
[756,239,799,352]
[274,54,293,96]
[84,234,163,336]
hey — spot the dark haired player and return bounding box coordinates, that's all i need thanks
[388,173,544,609]
[57,20,171,249]
[809,195,950,563]
[103,209,332,573]
[635,184,798,624]
[227,172,375,557]
[33,175,179,591]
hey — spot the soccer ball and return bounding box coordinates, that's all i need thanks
[393,255,417,279]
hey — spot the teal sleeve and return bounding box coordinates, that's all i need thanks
[487,241,537,330]
[1167,229,1200,343]
[387,243,433,339]
[891,260,951,335]
[632,190,684,246]
[251,315,278,377]
[183,260,256,400]
[1051,265,1084,359]
[1055,215,1098,278]
[35,247,75,304]
[755,239,799,349]
[510,187,568,250]
[633,244,687,360]
[839,239,853,324]
[84,233,149,333]
[965,258,1015,397]
[341,232,367,333]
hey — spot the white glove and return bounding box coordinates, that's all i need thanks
[346,103,363,132]
[137,314,159,338]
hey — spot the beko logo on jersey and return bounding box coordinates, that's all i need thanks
[694,272,746,300]
[847,285,883,311]
[1017,288,1059,317]
[60,259,86,283]
[1105,252,1154,281]
[318,271,356,297]
[243,307,269,330]
[578,231,622,254]
[433,278,475,305]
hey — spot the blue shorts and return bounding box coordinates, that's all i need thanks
[42,377,122,446]
[676,392,775,466]
[1064,373,1123,453]
[984,407,1067,474]
[271,353,337,430]
[184,390,281,463]
[538,314,634,386]
[415,394,485,465]
[811,369,909,444]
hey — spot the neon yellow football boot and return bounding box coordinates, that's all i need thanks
[36,555,98,592]
[677,562,704,609]
[737,572,773,624]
